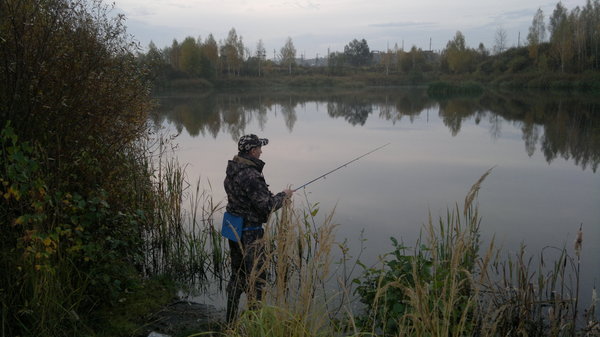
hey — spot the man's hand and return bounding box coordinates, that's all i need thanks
[283,186,294,199]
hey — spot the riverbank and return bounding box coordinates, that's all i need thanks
[156,71,600,93]
[88,277,223,337]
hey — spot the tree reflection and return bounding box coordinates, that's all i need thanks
[153,89,600,172]
[327,100,372,126]
[478,91,600,172]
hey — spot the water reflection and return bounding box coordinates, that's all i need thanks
[152,89,600,172]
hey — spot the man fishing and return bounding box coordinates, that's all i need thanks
[223,134,293,324]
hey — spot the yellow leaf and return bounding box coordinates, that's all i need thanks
[6,187,21,201]
[43,237,52,246]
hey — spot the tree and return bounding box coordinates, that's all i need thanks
[179,36,202,76]
[142,41,170,86]
[221,28,243,76]
[202,34,219,77]
[0,1,153,334]
[444,31,474,73]
[550,2,573,72]
[493,26,508,54]
[381,48,394,75]
[169,39,181,70]
[528,8,546,60]
[549,2,568,36]
[256,39,266,76]
[344,38,371,66]
[280,37,296,75]
[328,51,345,75]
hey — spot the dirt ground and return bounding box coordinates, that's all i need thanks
[142,300,225,337]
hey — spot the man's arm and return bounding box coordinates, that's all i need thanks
[246,175,290,219]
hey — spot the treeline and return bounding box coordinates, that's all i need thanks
[138,1,600,89]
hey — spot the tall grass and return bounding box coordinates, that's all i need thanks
[218,201,342,336]
[138,153,597,337]
[204,168,598,337]
[141,134,226,289]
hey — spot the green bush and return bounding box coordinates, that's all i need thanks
[353,237,431,333]
[0,0,160,335]
[508,56,530,73]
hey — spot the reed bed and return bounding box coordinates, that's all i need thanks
[141,136,226,290]
[218,200,342,337]
[199,168,599,337]
[143,149,597,336]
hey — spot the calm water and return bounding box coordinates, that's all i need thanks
[152,87,599,309]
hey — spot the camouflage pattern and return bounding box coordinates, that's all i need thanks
[224,154,287,225]
[237,134,268,153]
[225,228,266,323]
[223,151,287,323]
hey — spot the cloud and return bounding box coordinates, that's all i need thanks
[369,21,438,29]
[491,8,535,23]
[128,7,155,16]
[283,0,321,10]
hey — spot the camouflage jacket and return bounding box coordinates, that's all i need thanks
[224,153,287,225]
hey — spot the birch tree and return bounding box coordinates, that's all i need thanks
[493,26,508,54]
[280,37,296,75]
[256,39,266,76]
[550,2,573,72]
[221,28,243,76]
[527,8,546,60]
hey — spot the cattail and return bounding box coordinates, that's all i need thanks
[574,225,583,258]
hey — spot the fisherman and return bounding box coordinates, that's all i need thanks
[223,134,293,324]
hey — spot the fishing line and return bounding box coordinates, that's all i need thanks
[293,143,390,192]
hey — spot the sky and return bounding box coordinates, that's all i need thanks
[114,0,588,59]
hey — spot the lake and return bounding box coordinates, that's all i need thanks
[152,87,599,312]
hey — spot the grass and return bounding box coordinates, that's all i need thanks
[92,276,177,337]
[141,134,226,289]
[179,167,597,337]
[427,81,485,97]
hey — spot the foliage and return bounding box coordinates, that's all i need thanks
[219,305,329,337]
[0,0,206,335]
[221,28,245,76]
[280,37,297,75]
[0,0,151,162]
[0,123,147,336]
[344,38,371,66]
[137,1,600,90]
[92,276,177,337]
[427,81,484,97]
[352,237,431,333]
[443,31,475,73]
[528,8,547,61]
[353,170,485,336]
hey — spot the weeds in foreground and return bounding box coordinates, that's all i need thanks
[141,133,227,291]
[213,168,598,337]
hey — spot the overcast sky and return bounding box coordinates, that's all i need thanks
[115,0,587,59]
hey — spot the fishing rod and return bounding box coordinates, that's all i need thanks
[293,143,390,192]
